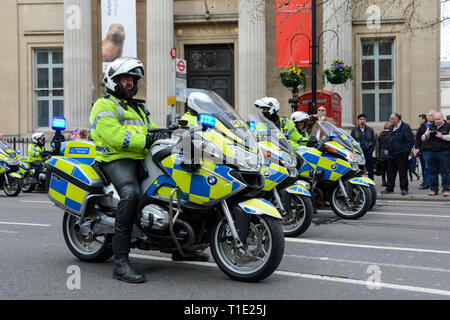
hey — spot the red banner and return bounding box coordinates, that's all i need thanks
[276,0,311,68]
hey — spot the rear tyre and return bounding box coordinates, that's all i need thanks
[330,184,371,219]
[210,214,284,282]
[62,211,113,262]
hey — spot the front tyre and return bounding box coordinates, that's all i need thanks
[280,195,314,237]
[3,177,22,197]
[62,211,113,262]
[210,215,284,282]
[21,178,36,193]
[330,184,371,219]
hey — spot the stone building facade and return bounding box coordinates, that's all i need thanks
[0,0,441,139]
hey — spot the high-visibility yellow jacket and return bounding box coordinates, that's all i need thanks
[28,144,48,162]
[277,116,304,151]
[179,111,198,128]
[89,95,159,163]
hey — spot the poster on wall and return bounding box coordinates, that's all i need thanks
[276,0,311,68]
[101,0,137,72]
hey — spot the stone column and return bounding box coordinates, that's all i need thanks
[238,0,266,120]
[147,0,174,127]
[64,0,93,130]
[323,0,353,129]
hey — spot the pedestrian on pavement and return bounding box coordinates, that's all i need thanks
[375,121,391,186]
[419,111,436,190]
[351,114,376,180]
[309,106,336,139]
[421,111,450,197]
[415,114,428,187]
[382,113,415,196]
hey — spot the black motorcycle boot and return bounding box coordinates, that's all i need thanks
[112,236,145,283]
[112,253,146,283]
[172,250,209,262]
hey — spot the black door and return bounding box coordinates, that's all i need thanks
[185,44,235,106]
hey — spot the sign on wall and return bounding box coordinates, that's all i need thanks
[101,0,137,72]
[276,0,311,68]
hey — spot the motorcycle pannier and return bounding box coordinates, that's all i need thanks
[46,157,104,215]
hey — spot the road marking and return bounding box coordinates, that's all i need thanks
[285,238,450,255]
[0,221,51,227]
[19,200,52,204]
[130,253,450,297]
[0,230,19,234]
[319,209,450,219]
[284,254,450,273]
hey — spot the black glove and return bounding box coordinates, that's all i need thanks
[145,132,169,148]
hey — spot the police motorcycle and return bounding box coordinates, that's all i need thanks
[47,89,285,283]
[21,152,53,193]
[248,112,314,237]
[0,140,24,196]
[296,120,375,219]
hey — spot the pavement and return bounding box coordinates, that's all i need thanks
[370,172,450,202]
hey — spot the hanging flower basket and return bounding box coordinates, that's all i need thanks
[322,60,354,85]
[280,64,306,94]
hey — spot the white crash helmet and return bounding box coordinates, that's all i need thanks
[103,57,145,95]
[254,97,280,116]
[291,111,310,123]
[32,132,45,144]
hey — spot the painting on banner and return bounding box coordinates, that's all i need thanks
[276,0,311,68]
[101,0,137,72]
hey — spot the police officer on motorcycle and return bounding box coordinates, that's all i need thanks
[28,133,51,184]
[254,97,304,151]
[90,57,207,283]
[290,111,310,147]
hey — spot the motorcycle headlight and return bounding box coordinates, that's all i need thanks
[228,145,261,172]
[356,153,365,166]
[5,158,19,166]
[280,151,297,168]
[342,149,357,163]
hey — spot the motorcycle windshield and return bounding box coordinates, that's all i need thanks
[180,88,258,151]
[317,121,363,155]
[248,112,294,155]
[0,141,17,158]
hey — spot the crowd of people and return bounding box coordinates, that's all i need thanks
[350,111,450,197]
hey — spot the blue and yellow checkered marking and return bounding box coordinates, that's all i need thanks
[149,154,243,204]
[349,177,375,186]
[49,175,87,213]
[48,156,101,185]
[261,161,289,191]
[285,185,311,197]
[298,149,351,181]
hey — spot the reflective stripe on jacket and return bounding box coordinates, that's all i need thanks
[28,144,47,162]
[89,95,159,163]
[279,116,302,151]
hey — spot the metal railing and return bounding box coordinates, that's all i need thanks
[4,137,31,157]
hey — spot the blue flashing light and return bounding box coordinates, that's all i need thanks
[249,121,256,132]
[52,118,66,131]
[330,133,337,138]
[198,114,216,128]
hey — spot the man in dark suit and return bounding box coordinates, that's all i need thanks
[351,114,376,180]
[382,113,415,195]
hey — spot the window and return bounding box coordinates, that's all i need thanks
[361,39,394,122]
[33,49,63,128]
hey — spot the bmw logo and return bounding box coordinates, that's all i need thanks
[331,164,338,170]
[207,175,218,185]
[263,170,271,177]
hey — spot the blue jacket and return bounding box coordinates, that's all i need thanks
[386,121,415,159]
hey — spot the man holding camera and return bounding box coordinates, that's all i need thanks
[421,112,450,196]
